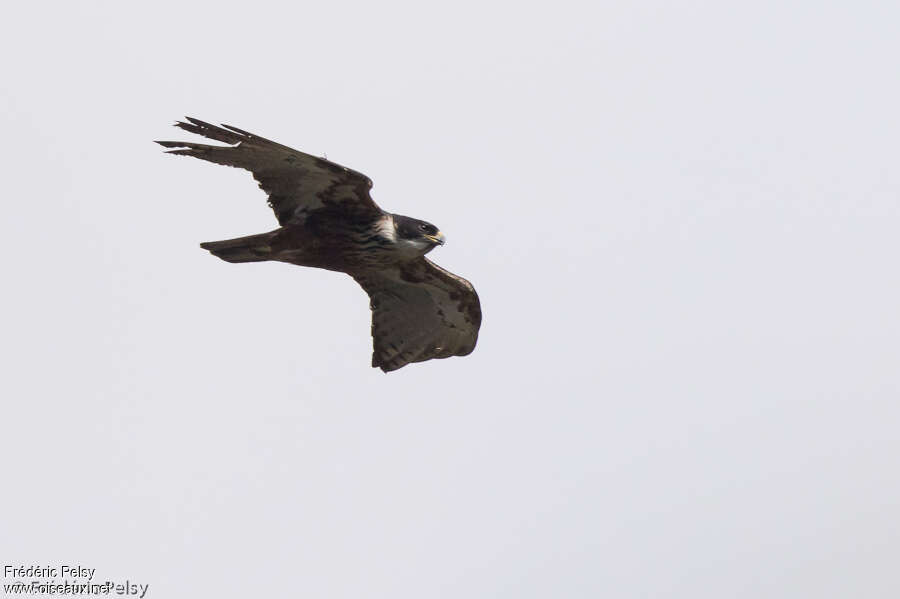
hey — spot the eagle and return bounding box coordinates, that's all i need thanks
[156,117,482,372]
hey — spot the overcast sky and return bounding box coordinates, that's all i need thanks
[2,1,899,597]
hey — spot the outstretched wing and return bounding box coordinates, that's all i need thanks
[353,258,482,372]
[156,117,382,225]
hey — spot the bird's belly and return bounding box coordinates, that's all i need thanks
[271,226,401,272]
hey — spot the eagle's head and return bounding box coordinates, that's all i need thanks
[391,214,445,255]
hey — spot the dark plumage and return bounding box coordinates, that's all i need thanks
[156,117,481,372]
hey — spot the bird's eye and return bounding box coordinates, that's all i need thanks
[419,224,429,232]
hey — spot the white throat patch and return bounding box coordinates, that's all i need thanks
[376,215,396,242]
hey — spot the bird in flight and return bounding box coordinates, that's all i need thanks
[156,118,481,372]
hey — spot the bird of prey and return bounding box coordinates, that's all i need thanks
[156,117,481,372]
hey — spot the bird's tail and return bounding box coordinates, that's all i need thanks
[200,232,275,263]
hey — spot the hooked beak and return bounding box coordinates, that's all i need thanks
[424,231,446,246]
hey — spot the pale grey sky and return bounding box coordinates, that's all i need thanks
[2,1,899,597]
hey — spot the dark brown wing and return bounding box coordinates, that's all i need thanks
[156,117,382,224]
[353,258,482,372]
